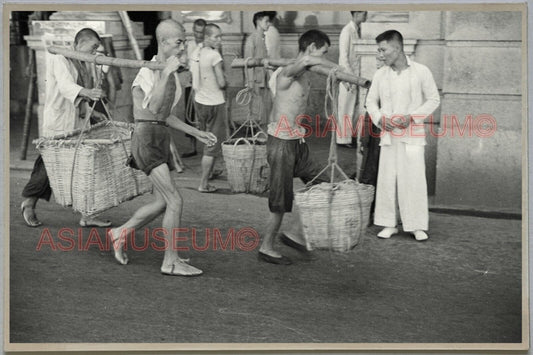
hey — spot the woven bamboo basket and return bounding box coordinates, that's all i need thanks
[34,121,152,216]
[222,132,269,194]
[294,179,375,252]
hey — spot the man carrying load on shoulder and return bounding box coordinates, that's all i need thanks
[21,28,112,228]
[108,19,217,276]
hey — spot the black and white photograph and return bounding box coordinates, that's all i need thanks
[4,3,528,352]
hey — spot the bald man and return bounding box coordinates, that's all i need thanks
[108,19,217,276]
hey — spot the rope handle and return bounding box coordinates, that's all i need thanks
[231,137,252,152]
[252,131,268,141]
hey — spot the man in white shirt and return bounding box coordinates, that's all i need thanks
[192,23,227,193]
[336,11,366,147]
[365,30,440,241]
[244,12,272,128]
[21,28,111,228]
[181,18,207,158]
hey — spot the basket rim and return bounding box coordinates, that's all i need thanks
[33,121,133,146]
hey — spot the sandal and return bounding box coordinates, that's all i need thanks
[198,185,217,193]
[160,260,203,276]
[21,203,42,228]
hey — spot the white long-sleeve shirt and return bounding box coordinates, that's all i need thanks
[365,56,440,145]
[42,53,85,137]
[338,20,360,75]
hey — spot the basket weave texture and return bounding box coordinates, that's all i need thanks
[34,121,152,216]
[222,135,269,194]
[294,179,375,252]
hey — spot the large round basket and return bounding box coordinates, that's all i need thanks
[294,179,375,252]
[222,134,269,194]
[34,121,152,216]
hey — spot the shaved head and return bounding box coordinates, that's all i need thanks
[204,23,221,38]
[155,19,185,44]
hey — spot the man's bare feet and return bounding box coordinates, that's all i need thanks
[160,260,203,276]
[108,228,128,265]
[80,216,112,228]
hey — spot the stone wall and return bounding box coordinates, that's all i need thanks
[434,11,522,213]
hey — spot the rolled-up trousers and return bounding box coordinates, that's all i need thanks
[374,137,428,231]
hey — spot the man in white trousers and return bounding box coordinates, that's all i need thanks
[365,30,440,241]
[336,11,366,147]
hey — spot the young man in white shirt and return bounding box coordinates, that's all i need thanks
[192,23,227,193]
[365,30,440,241]
[181,18,207,158]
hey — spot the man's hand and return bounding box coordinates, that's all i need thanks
[197,131,217,147]
[91,110,108,123]
[383,115,410,131]
[341,81,356,92]
[392,115,410,129]
[80,88,105,101]
[162,56,182,77]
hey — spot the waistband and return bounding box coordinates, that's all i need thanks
[134,119,169,127]
[268,134,306,144]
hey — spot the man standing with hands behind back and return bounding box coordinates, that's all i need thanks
[365,30,440,242]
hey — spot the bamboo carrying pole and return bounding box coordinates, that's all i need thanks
[231,58,371,88]
[48,46,166,70]
[20,49,36,160]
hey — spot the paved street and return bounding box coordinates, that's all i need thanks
[8,130,523,345]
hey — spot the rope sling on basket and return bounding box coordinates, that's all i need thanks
[294,68,375,252]
[222,57,270,194]
[34,64,152,216]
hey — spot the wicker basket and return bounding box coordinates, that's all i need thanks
[222,133,269,194]
[294,179,375,252]
[34,121,152,216]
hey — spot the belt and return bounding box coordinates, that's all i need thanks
[134,119,169,127]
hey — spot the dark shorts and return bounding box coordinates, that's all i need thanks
[195,102,226,157]
[267,135,326,213]
[128,122,175,176]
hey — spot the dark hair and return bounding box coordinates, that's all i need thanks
[193,18,207,28]
[264,11,277,21]
[350,11,367,16]
[74,28,101,45]
[252,11,270,28]
[204,23,221,37]
[375,29,404,48]
[298,29,330,53]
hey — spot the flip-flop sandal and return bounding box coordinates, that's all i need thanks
[108,230,128,265]
[21,203,42,228]
[198,185,217,193]
[160,261,203,277]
